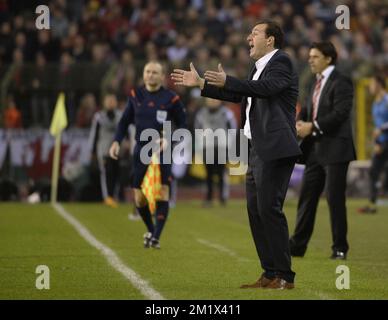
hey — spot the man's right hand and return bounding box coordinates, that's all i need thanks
[171,62,205,89]
[109,141,120,160]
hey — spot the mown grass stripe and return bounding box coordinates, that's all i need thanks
[52,203,164,300]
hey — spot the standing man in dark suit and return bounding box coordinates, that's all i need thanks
[289,41,356,260]
[172,20,301,289]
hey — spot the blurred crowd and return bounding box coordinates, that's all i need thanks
[0,0,387,130]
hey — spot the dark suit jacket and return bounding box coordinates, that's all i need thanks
[298,68,356,165]
[201,50,301,162]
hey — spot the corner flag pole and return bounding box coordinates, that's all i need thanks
[50,92,67,204]
[51,133,62,203]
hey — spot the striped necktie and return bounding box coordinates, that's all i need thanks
[312,74,324,120]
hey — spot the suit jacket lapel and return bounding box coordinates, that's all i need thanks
[317,69,336,110]
[258,49,282,80]
[241,51,282,125]
[242,64,257,108]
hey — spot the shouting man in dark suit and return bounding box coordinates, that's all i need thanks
[171,20,301,289]
[289,41,356,260]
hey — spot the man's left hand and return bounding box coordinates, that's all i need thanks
[296,121,313,138]
[204,63,226,87]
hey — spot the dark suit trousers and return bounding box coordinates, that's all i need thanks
[290,148,349,254]
[246,143,296,283]
[369,143,388,203]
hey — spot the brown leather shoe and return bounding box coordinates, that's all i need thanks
[240,275,276,289]
[265,277,295,290]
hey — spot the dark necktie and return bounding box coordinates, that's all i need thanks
[248,65,257,80]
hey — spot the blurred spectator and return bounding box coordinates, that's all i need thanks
[121,30,143,60]
[101,1,128,40]
[167,34,189,63]
[56,51,76,124]
[205,5,227,44]
[89,92,122,207]
[34,30,60,62]
[194,98,237,207]
[7,48,30,127]
[14,31,27,58]
[76,93,97,128]
[72,35,88,62]
[51,5,69,39]
[3,95,22,128]
[27,52,52,127]
[103,49,136,97]
[0,21,12,62]
[358,75,388,214]
[152,11,176,54]
[244,0,266,18]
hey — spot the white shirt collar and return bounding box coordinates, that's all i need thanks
[255,49,279,69]
[318,65,335,80]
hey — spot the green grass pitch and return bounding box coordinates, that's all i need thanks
[0,199,387,299]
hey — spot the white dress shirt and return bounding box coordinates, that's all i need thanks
[243,49,279,139]
[312,65,335,134]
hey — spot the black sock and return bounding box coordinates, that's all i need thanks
[153,201,169,240]
[137,205,154,233]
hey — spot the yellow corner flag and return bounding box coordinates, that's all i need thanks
[50,92,67,136]
[141,153,162,214]
[50,93,67,203]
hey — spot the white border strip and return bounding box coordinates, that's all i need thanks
[52,203,164,300]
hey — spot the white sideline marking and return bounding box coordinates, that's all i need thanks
[52,203,164,300]
[196,238,250,262]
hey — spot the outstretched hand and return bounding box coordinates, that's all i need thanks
[171,62,204,89]
[204,63,226,88]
